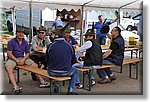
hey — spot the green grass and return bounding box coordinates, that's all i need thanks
[3,31,13,35]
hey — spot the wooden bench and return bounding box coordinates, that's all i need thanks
[16,65,71,94]
[122,58,143,79]
[77,64,115,91]
[77,58,143,91]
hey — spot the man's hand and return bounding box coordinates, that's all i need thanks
[17,59,25,65]
[36,46,43,51]
[77,60,81,63]
[106,33,112,39]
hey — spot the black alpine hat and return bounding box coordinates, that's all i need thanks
[64,28,71,33]
[100,24,110,34]
[84,29,95,36]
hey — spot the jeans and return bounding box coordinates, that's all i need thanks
[73,61,100,83]
[96,35,106,45]
[48,67,78,93]
[97,59,113,78]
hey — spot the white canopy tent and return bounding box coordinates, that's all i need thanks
[0,0,142,10]
[0,0,143,45]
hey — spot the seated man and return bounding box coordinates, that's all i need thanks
[5,27,50,94]
[64,28,78,49]
[46,28,79,95]
[73,29,103,86]
[97,26,125,84]
[30,26,51,80]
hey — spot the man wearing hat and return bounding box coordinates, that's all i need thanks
[64,28,78,48]
[49,26,63,42]
[94,14,119,45]
[73,29,103,86]
[30,26,51,81]
[45,27,79,95]
[5,27,49,94]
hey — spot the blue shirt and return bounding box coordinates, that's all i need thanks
[52,20,64,28]
[46,38,74,72]
[94,21,111,37]
[7,38,29,58]
[67,36,78,46]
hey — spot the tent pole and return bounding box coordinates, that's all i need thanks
[80,0,94,46]
[118,9,120,26]
[11,6,16,36]
[29,1,32,47]
[80,5,84,46]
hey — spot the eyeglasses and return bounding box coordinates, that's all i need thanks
[39,32,45,34]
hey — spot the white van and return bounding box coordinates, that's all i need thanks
[119,11,141,31]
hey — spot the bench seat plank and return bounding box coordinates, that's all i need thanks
[16,65,71,81]
[123,58,143,65]
[77,58,143,91]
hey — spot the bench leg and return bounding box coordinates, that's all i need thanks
[88,70,92,91]
[131,50,133,59]
[129,63,139,79]
[129,63,132,78]
[49,79,63,95]
[120,65,122,73]
[62,81,65,86]
[82,70,92,91]
[16,69,19,83]
[49,79,53,94]
[83,71,85,89]
[135,62,139,79]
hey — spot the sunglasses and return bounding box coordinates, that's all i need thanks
[39,32,45,34]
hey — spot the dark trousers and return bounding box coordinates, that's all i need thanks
[30,54,47,80]
[96,35,106,45]
[97,59,113,78]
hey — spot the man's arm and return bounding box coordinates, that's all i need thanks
[75,41,92,59]
[7,40,20,63]
[103,42,119,59]
[32,37,43,51]
[102,49,112,59]
[19,42,30,65]
[110,14,120,24]
[71,36,78,49]
[21,53,29,62]
[7,51,19,63]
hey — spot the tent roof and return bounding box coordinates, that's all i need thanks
[0,0,142,11]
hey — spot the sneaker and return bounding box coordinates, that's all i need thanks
[91,80,96,86]
[67,92,78,95]
[75,83,83,89]
[87,80,96,87]
[40,81,50,88]
[13,86,22,94]
[109,75,117,81]
[98,78,111,84]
